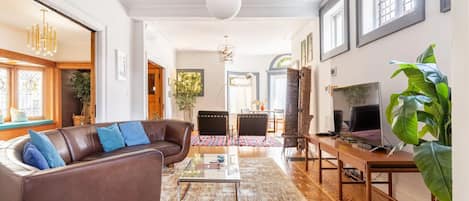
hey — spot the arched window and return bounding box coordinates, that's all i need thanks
[269,54,292,70]
[268,54,290,111]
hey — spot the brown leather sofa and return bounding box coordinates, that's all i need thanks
[0,120,193,201]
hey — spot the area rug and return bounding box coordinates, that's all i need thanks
[191,136,283,147]
[161,157,306,201]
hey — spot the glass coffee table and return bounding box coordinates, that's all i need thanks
[177,153,241,201]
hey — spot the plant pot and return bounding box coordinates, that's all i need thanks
[183,109,193,123]
[73,115,86,126]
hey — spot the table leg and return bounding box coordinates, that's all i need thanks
[338,160,343,201]
[318,148,323,183]
[177,181,181,201]
[388,172,393,197]
[305,140,309,171]
[365,166,372,201]
[235,182,240,201]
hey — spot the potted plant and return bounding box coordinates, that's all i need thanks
[172,73,202,122]
[70,71,91,126]
[386,44,451,201]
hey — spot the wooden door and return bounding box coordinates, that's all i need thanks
[148,62,164,120]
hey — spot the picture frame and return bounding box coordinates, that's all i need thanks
[176,69,205,96]
[440,0,451,13]
[115,50,128,80]
[306,33,313,63]
[301,39,307,67]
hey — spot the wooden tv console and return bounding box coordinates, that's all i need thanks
[304,134,420,201]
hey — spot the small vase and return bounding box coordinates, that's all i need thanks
[183,109,193,123]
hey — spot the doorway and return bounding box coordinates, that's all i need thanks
[148,61,164,120]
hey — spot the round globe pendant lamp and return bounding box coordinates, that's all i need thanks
[206,0,242,20]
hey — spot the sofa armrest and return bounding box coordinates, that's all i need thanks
[23,149,163,201]
[164,120,193,147]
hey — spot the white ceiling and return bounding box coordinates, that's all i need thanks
[0,0,90,53]
[147,18,311,55]
[121,0,321,19]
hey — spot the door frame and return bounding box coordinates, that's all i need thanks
[36,0,107,122]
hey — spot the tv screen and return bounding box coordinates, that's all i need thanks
[332,82,383,147]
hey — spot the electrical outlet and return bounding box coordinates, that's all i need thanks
[331,66,338,77]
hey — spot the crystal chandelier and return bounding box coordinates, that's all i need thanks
[218,35,234,63]
[27,9,58,56]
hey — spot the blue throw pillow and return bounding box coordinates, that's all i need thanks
[97,123,126,152]
[119,122,150,146]
[28,130,65,168]
[23,142,50,170]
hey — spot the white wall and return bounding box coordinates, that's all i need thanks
[451,0,469,200]
[226,54,277,103]
[0,23,90,62]
[291,20,322,134]
[145,24,177,119]
[175,51,226,121]
[293,0,452,200]
[59,0,133,122]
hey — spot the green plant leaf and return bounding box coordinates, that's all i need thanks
[414,142,452,201]
[390,95,428,145]
[416,44,437,64]
[386,94,400,124]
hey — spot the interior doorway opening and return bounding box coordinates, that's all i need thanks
[148,61,164,120]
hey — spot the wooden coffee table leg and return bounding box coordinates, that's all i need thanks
[235,182,240,201]
[366,166,372,201]
[338,160,343,201]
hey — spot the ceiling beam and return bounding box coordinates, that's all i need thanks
[126,3,319,19]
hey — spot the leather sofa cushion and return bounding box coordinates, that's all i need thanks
[60,125,105,162]
[79,141,181,162]
[141,121,166,142]
[42,130,72,164]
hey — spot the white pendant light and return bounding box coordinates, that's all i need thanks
[206,0,242,20]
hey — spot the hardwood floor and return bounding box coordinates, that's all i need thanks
[188,145,394,201]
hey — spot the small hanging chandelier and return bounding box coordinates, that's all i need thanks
[27,9,58,56]
[218,35,234,63]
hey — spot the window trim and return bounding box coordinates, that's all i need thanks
[226,71,260,113]
[0,66,45,121]
[357,0,425,47]
[320,0,350,61]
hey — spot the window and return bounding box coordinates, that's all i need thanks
[0,67,44,120]
[320,0,350,61]
[227,72,259,114]
[268,54,289,111]
[18,70,43,117]
[357,0,424,47]
[0,69,9,118]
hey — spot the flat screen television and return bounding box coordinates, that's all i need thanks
[332,82,384,147]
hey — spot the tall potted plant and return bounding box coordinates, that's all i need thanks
[172,73,202,122]
[70,71,91,126]
[386,44,451,201]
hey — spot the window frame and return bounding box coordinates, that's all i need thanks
[357,0,425,47]
[320,0,350,61]
[226,71,259,114]
[0,65,45,121]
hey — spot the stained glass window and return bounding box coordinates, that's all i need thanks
[0,69,8,118]
[17,70,43,117]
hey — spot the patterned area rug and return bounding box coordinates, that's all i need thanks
[161,157,306,201]
[191,136,283,147]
